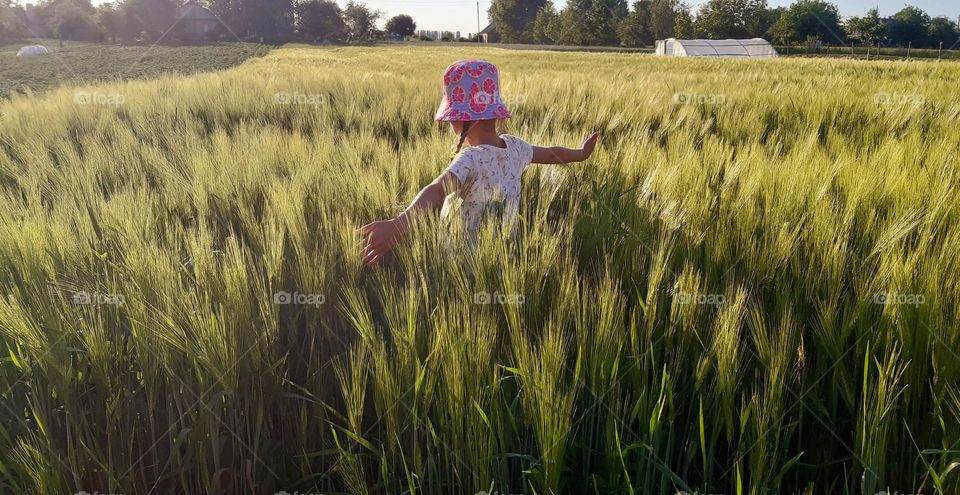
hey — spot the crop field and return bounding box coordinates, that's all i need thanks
[0,40,272,98]
[0,45,959,494]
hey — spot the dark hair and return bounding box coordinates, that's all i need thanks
[455,121,473,153]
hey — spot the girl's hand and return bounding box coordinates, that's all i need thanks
[580,131,601,160]
[359,218,408,266]
[357,176,453,267]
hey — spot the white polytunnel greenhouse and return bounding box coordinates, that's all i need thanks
[655,38,779,58]
[16,45,50,57]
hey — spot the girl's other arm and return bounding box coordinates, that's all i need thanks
[359,172,459,266]
[532,131,600,164]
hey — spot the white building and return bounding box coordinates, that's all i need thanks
[655,38,778,58]
[417,30,463,41]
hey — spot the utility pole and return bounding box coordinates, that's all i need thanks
[477,2,481,43]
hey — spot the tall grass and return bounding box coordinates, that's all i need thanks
[0,44,959,494]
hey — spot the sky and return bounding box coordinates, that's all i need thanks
[344,0,958,36]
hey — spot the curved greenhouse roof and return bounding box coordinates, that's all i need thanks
[655,38,779,58]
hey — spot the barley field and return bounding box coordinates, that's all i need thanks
[0,45,959,495]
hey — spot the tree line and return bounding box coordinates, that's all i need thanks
[0,0,414,45]
[2,0,957,50]
[491,0,960,49]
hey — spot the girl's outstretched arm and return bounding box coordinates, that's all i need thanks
[532,131,600,165]
[359,172,459,266]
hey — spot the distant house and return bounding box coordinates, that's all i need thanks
[178,3,219,43]
[479,24,499,43]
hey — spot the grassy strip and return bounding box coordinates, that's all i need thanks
[0,40,273,98]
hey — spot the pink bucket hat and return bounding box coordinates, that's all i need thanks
[434,60,512,122]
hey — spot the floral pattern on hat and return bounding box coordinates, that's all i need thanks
[435,60,512,122]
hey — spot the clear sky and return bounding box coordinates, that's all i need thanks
[346,0,958,36]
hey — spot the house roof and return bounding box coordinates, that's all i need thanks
[179,3,218,21]
[479,24,497,35]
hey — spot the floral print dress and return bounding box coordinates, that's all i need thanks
[441,134,534,240]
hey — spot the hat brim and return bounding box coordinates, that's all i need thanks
[434,101,512,122]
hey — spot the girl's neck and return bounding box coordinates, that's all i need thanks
[465,123,505,148]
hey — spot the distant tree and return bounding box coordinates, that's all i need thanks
[206,0,243,36]
[203,0,292,42]
[618,0,687,45]
[533,2,561,43]
[0,0,22,43]
[295,0,344,41]
[121,0,177,42]
[845,8,886,46]
[598,0,629,45]
[617,1,652,46]
[95,3,124,43]
[648,0,681,40]
[674,8,694,38]
[767,11,792,43]
[927,16,959,49]
[116,3,140,43]
[694,0,769,39]
[562,0,626,45]
[489,0,548,43]
[768,0,843,44]
[49,0,101,41]
[385,14,415,37]
[343,0,380,41]
[541,4,592,44]
[248,0,295,42]
[765,5,785,30]
[562,0,594,43]
[751,3,778,38]
[888,6,929,47]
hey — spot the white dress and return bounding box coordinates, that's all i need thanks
[441,134,534,240]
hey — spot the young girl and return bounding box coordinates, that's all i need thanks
[360,60,599,266]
